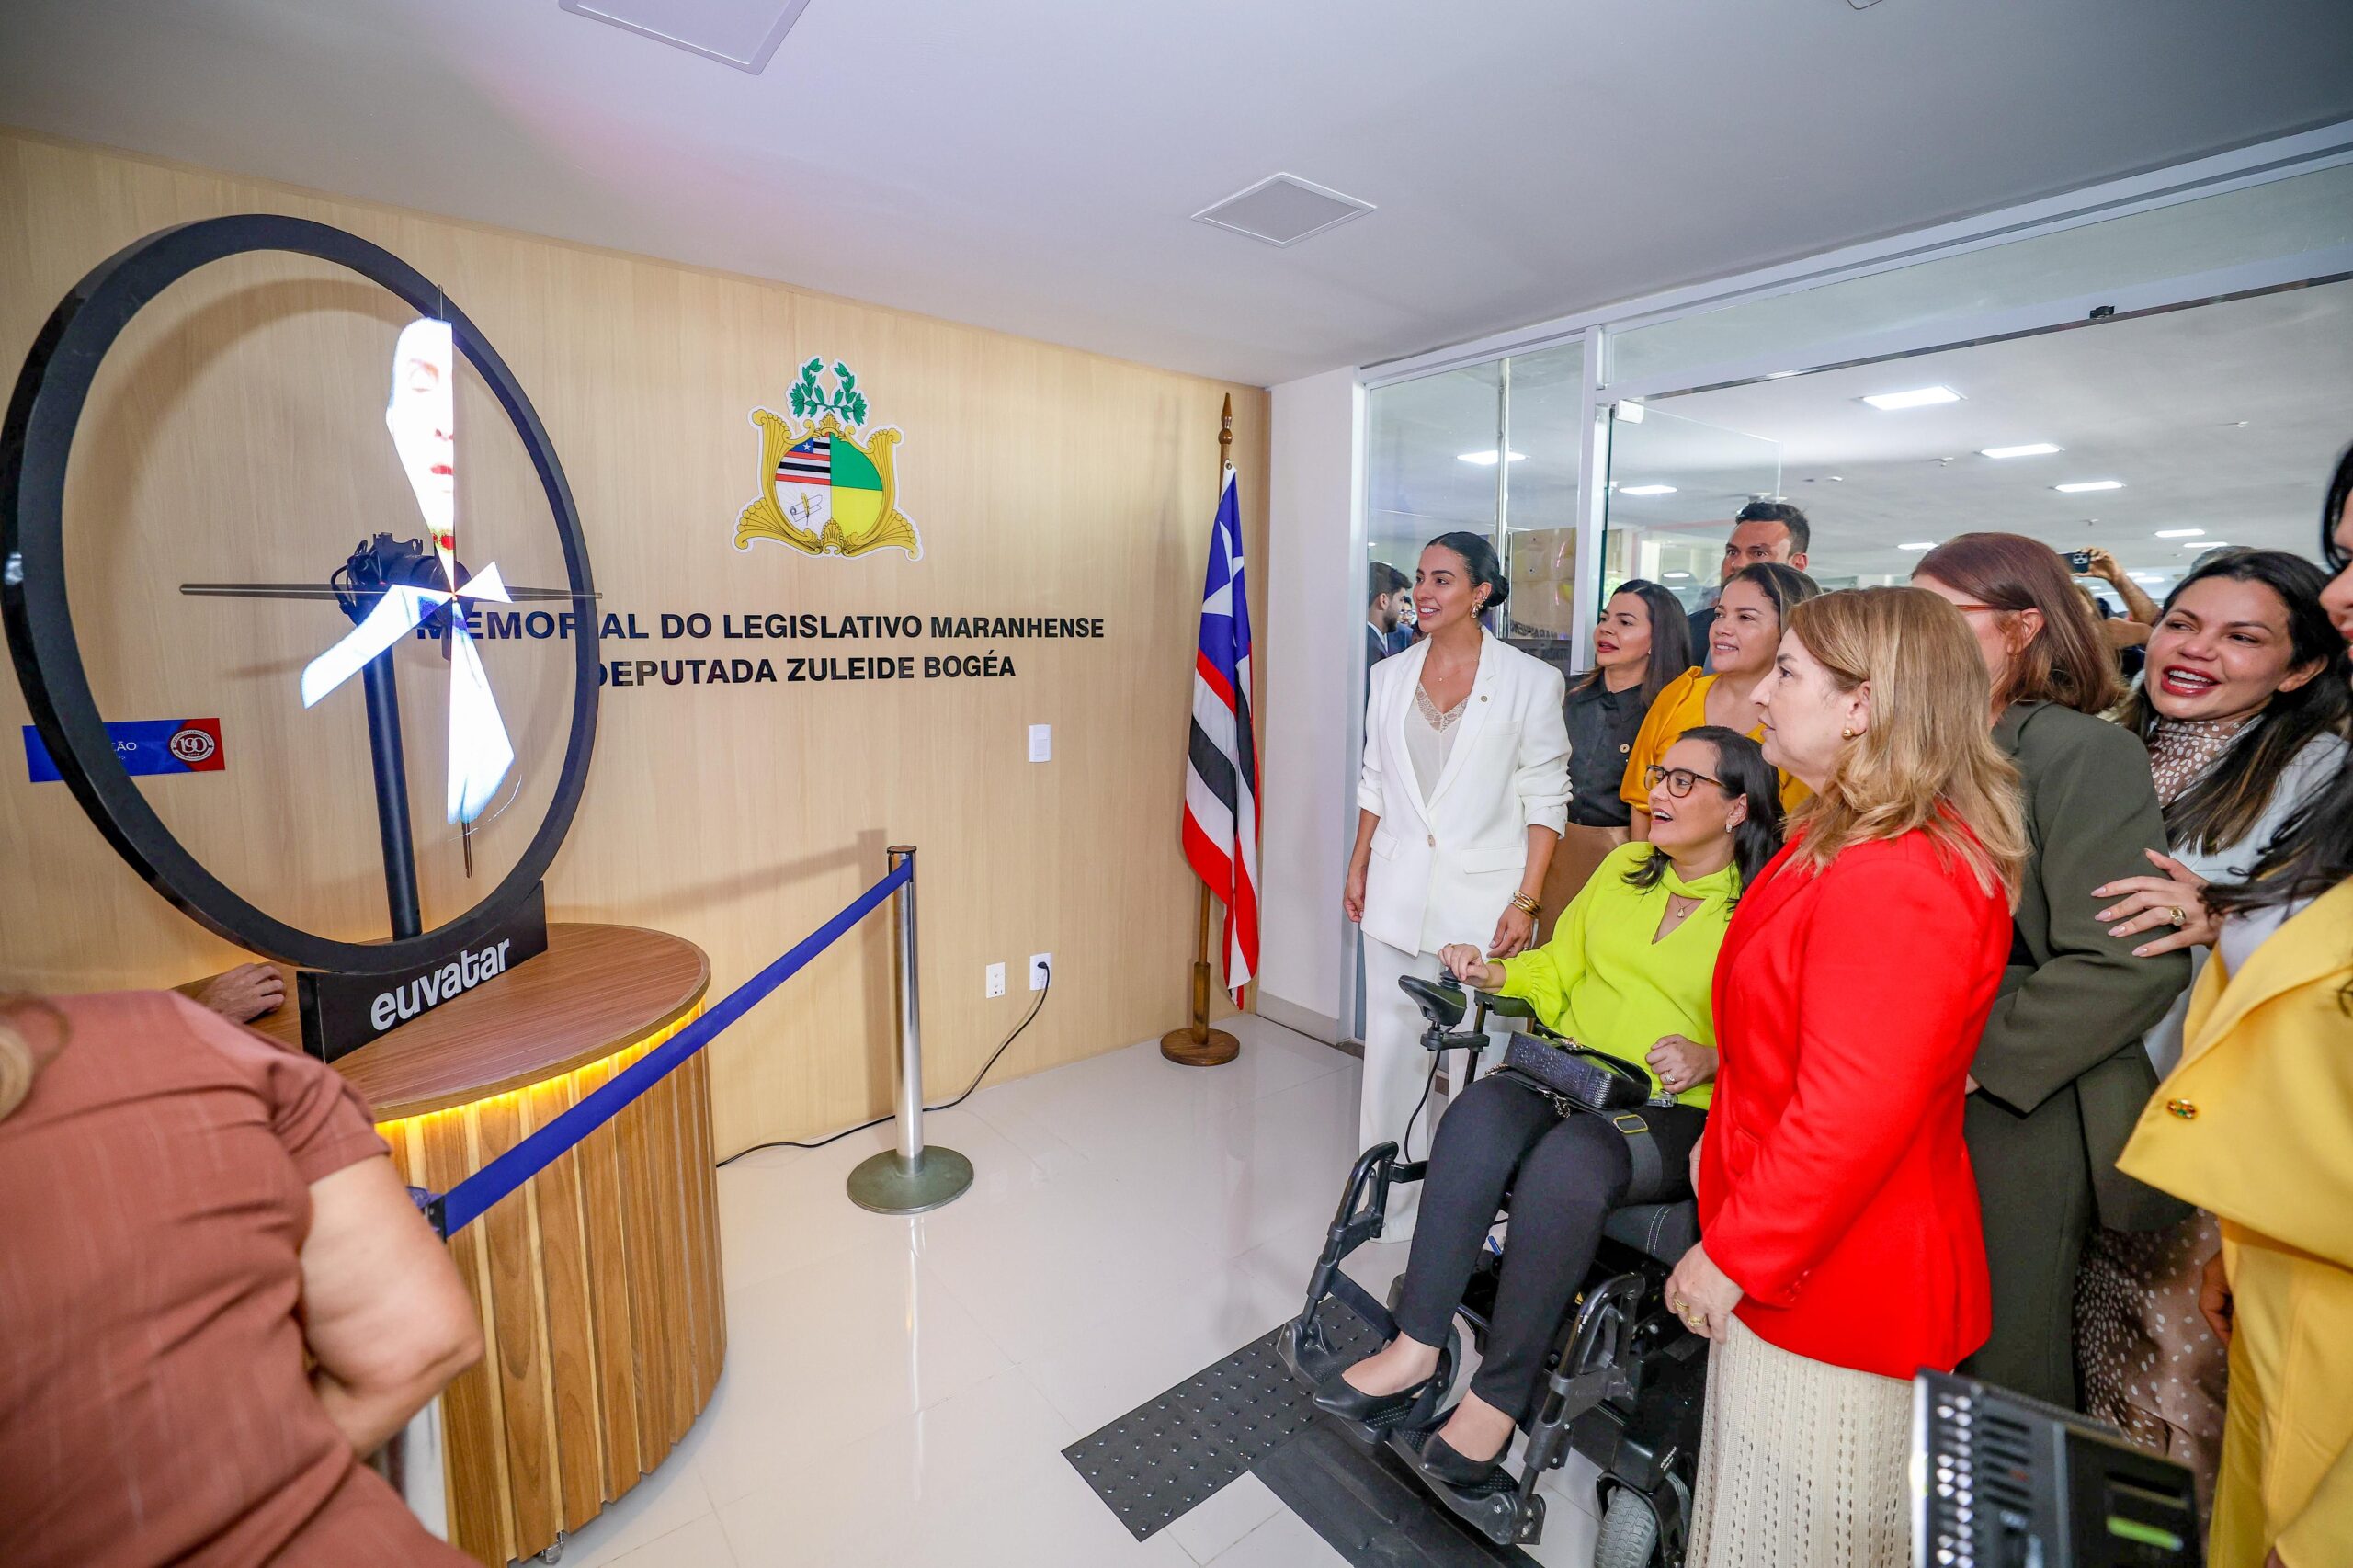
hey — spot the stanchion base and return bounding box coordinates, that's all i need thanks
[846,1147,973,1214]
[1160,1028,1239,1067]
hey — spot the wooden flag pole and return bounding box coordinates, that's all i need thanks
[1163,395,1241,1068]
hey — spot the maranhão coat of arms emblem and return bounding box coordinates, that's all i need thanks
[735,358,921,560]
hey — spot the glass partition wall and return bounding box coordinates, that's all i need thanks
[1363,341,1585,668]
[1337,129,2352,1043]
[1355,343,1585,1033]
[1599,403,1781,617]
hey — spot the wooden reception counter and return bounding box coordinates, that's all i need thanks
[235,923,722,1567]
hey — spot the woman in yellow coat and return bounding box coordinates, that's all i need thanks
[2115,450,2353,1567]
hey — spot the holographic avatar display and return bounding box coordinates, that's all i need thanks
[301,319,516,824]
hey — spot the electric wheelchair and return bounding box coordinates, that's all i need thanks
[1280,974,1708,1567]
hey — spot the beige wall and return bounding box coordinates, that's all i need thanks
[0,130,1268,1153]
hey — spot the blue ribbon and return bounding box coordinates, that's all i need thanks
[431,858,914,1236]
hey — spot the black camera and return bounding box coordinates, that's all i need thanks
[2066,549,2097,574]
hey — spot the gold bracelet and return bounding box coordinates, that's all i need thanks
[1509,892,1541,917]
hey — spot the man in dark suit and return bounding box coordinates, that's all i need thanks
[1366,560,1410,667]
[1688,500,1812,668]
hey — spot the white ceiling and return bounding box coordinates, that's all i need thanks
[1626,281,2353,590]
[3,0,2351,385]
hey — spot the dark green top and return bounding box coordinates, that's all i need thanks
[1980,700,2192,1229]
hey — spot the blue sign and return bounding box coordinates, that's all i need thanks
[24,719,224,782]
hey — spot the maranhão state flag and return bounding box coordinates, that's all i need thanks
[1182,464,1261,1002]
[773,431,886,539]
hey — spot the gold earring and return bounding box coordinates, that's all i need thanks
[1841,726,1857,739]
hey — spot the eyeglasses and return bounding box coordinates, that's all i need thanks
[1643,764,1727,799]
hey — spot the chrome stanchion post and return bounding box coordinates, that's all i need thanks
[895,843,925,1165]
[847,845,972,1213]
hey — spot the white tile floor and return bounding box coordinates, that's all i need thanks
[556,1016,1608,1568]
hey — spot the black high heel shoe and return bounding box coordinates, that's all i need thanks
[1414,1426,1517,1497]
[1312,1365,1443,1431]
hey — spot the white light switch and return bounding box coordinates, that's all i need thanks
[1029,723,1051,762]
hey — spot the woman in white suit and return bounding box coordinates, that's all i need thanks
[1346,532,1571,1239]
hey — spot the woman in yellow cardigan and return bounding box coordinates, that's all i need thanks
[1316,727,1786,1494]
[2114,462,2353,1567]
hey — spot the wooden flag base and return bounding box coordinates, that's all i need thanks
[1162,1025,1239,1067]
[1163,904,1240,1066]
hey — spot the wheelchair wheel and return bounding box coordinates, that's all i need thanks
[1592,1486,1659,1568]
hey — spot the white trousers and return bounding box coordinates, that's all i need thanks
[1358,935,1513,1240]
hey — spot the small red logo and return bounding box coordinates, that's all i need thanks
[168,722,222,769]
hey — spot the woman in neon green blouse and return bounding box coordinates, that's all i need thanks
[1315,726,1787,1492]
[1471,817,1740,1106]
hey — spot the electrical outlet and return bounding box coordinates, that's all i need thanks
[1028,723,1051,762]
[1029,953,1051,991]
[984,962,1006,999]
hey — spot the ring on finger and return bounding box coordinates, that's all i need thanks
[2167,906,2188,926]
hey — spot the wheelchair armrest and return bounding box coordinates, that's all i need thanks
[1474,992,1539,1022]
[1472,994,1568,1048]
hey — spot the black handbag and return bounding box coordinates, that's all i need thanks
[1500,1033,1675,1202]
[1501,1031,1652,1113]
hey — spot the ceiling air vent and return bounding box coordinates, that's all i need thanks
[1192,174,1375,247]
[559,0,814,74]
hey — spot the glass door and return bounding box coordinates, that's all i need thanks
[1601,403,1784,626]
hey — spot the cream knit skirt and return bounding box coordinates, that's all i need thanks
[1686,1315,1915,1568]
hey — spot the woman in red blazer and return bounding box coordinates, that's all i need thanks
[1664,586,2028,1568]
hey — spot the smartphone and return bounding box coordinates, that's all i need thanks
[2065,550,2096,574]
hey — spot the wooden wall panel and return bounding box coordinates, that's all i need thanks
[0,130,1271,1153]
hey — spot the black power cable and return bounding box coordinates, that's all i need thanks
[1400,1049,1440,1165]
[715,962,1051,1167]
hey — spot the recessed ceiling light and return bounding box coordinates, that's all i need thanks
[1664,571,1692,580]
[1618,484,1677,496]
[2154,528,2204,539]
[1862,386,1962,411]
[2054,480,2124,494]
[1980,443,2063,459]
[2130,572,2167,582]
[2181,540,2233,549]
[1897,541,1936,551]
[1766,370,1800,380]
[1456,449,1528,466]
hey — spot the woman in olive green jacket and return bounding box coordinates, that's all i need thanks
[1916,536,2192,1407]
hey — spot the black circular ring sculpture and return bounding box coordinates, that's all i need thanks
[1,214,599,974]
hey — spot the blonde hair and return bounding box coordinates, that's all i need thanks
[1783,588,2028,904]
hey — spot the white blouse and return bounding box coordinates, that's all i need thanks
[1406,685,1464,805]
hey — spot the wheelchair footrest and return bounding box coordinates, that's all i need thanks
[1256,1417,1542,1566]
